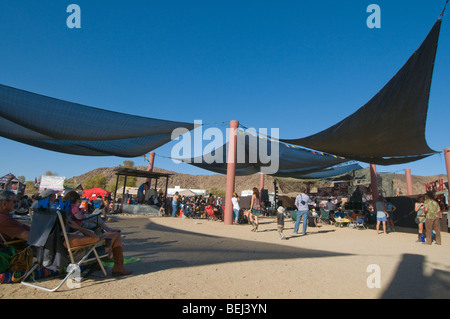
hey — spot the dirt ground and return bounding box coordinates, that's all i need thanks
[1,215,450,300]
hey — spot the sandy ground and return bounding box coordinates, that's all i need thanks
[1,214,450,300]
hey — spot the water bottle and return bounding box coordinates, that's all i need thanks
[421,235,425,243]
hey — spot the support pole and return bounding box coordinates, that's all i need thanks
[444,148,450,193]
[224,120,239,225]
[260,173,264,191]
[370,164,379,203]
[405,168,414,196]
[146,152,156,186]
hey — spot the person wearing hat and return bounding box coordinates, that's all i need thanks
[29,189,56,212]
[275,206,288,240]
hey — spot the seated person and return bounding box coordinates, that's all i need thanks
[64,219,132,277]
[61,191,131,277]
[351,211,362,221]
[144,188,158,205]
[308,209,320,227]
[0,190,30,244]
[63,191,119,233]
[137,182,150,203]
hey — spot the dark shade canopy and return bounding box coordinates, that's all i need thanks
[0,84,194,157]
[179,130,361,178]
[281,20,442,165]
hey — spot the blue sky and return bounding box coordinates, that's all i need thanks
[0,0,449,181]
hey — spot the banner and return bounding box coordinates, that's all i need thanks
[39,175,65,191]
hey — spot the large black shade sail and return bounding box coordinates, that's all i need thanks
[281,20,442,165]
[0,84,194,157]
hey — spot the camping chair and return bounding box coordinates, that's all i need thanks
[20,207,108,292]
[0,233,27,247]
[355,217,367,230]
[320,209,331,225]
[205,205,219,220]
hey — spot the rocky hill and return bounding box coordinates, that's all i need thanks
[66,165,447,197]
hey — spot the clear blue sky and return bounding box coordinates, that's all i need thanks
[1,0,449,181]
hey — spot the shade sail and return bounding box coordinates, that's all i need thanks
[276,162,363,180]
[281,20,442,165]
[0,84,194,157]
[179,129,352,178]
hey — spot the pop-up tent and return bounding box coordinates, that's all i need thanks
[82,188,111,199]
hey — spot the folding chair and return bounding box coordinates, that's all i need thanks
[319,209,331,225]
[355,217,367,230]
[20,207,108,292]
[0,233,26,247]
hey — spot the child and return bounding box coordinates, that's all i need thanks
[276,206,288,240]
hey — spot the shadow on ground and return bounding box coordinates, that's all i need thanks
[119,218,351,275]
[381,253,450,299]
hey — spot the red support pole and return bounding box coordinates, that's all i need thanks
[444,148,450,193]
[224,120,239,225]
[260,173,264,191]
[405,168,413,196]
[146,152,156,185]
[370,164,379,203]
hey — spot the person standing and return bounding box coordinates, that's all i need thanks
[231,193,240,224]
[249,187,261,232]
[375,196,388,234]
[276,206,288,240]
[294,187,311,235]
[414,196,426,242]
[423,191,442,245]
[172,192,179,217]
[385,198,397,232]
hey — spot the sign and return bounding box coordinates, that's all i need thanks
[39,175,66,191]
[425,178,445,193]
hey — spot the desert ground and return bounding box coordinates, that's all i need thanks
[1,214,449,300]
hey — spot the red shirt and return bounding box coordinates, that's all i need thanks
[0,213,30,244]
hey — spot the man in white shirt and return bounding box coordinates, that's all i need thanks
[294,187,312,235]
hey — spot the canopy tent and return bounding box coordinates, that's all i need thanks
[0,173,18,185]
[281,19,443,165]
[82,188,111,199]
[0,85,195,157]
[178,189,198,196]
[179,129,362,179]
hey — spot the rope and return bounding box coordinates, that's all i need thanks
[439,0,449,19]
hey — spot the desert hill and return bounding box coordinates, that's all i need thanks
[66,165,447,197]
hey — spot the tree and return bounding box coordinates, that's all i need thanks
[25,181,39,194]
[121,160,135,168]
[83,174,107,190]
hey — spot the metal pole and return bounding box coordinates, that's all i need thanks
[224,120,239,225]
[405,168,414,195]
[444,148,450,193]
[146,152,156,185]
[370,164,379,203]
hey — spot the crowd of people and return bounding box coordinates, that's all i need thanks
[0,188,132,277]
[1,181,446,282]
[159,192,225,220]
